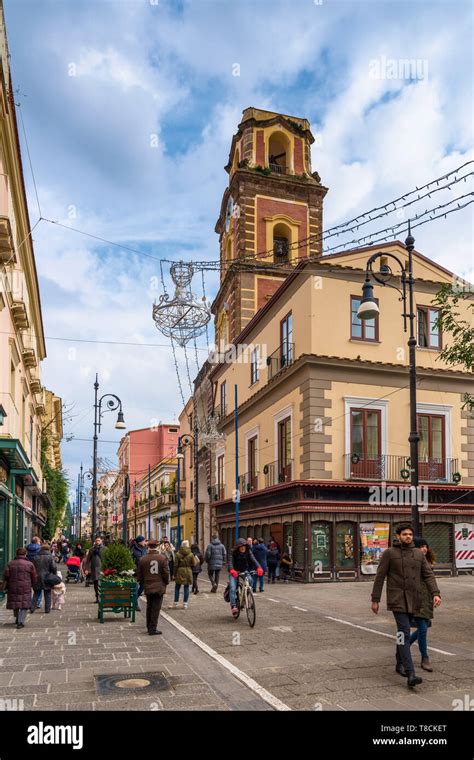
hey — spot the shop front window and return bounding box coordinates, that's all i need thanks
[424,523,452,564]
[336,522,356,567]
[311,522,331,570]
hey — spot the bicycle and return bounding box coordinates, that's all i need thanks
[233,571,256,627]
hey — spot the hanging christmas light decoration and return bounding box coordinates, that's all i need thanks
[152,262,211,347]
[200,413,226,448]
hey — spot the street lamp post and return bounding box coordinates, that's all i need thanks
[91,373,126,539]
[176,437,184,548]
[357,225,421,536]
[180,425,199,545]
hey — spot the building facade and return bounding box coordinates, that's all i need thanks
[0,9,60,572]
[198,107,474,580]
[114,424,180,540]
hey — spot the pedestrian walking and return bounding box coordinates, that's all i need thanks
[130,535,148,610]
[137,539,170,635]
[252,538,268,592]
[52,571,66,610]
[2,547,37,629]
[31,542,58,614]
[280,550,293,582]
[204,535,226,592]
[267,542,280,584]
[60,541,69,564]
[26,535,41,562]
[169,540,195,609]
[86,537,105,603]
[158,537,176,579]
[190,543,203,594]
[26,536,42,608]
[73,543,85,560]
[409,537,437,672]
[371,522,441,689]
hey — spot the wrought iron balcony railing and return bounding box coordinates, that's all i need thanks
[344,454,460,483]
[266,343,294,380]
[238,472,259,494]
[263,460,293,488]
[209,483,226,502]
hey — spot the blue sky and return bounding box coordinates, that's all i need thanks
[3,0,473,503]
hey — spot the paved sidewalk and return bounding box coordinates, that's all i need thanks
[0,582,272,711]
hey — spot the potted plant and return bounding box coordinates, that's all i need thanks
[98,543,138,623]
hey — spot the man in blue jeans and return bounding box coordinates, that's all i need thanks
[251,539,267,592]
[228,538,263,616]
[371,522,441,689]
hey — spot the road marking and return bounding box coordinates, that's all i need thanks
[325,616,456,656]
[293,606,308,612]
[269,625,293,632]
[266,598,280,603]
[161,611,291,711]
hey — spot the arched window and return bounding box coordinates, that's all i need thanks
[226,236,233,262]
[268,131,290,174]
[273,222,291,263]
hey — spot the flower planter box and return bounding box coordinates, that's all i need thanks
[98,580,138,624]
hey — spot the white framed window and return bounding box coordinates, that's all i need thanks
[250,347,260,385]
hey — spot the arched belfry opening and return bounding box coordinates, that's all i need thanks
[268,131,290,174]
[273,222,291,263]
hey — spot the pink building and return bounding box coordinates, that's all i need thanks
[116,425,179,534]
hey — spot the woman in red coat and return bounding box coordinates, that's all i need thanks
[3,547,37,629]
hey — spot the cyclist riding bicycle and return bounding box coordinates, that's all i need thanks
[228,538,263,617]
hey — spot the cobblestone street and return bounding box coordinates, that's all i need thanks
[1,575,472,712]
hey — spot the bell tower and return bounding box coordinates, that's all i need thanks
[212,107,328,346]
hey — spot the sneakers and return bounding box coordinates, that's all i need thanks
[421,657,433,672]
[183,602,188,609]
[231,606,239,617]
[168,602,179,609]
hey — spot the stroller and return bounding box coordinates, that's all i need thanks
[65,555,83,583]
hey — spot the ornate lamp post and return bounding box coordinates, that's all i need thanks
[356,225,422,536]
[179,426,200,545]
[91,374,126,539]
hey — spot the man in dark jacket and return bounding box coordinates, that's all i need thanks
[31,543,58,613]
[204,535,227,592]
[137,539,170,635]
[252,539,268,593]
[371,522,441,688]
[228,538,263,616]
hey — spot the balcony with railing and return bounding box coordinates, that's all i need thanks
[214,404,227,421]
[344,454,460,483]
[269,163,289,175]
[238,471,259,494]
[266,343,294,380]
[209,483,226,502]
[264,459,293,488]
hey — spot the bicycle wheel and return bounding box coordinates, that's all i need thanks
[245,587,256,627]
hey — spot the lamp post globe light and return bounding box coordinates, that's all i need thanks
[356,225,422,536]
[91,373,126,539]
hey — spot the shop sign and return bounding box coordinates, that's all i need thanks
[455,523,474,568]
[360,522,390,574]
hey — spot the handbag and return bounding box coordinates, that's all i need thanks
[44,573,62,587]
